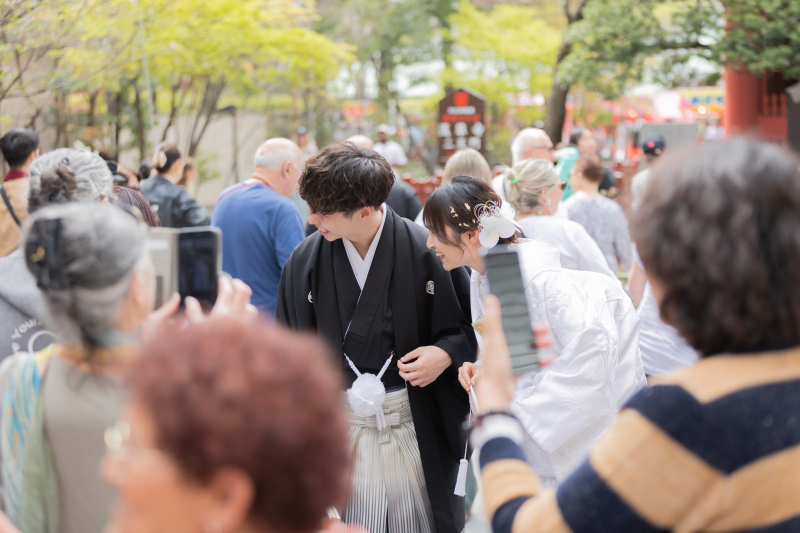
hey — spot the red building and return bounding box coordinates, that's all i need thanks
[724,67,796,141]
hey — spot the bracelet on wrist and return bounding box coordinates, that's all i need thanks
[473,410,516,428]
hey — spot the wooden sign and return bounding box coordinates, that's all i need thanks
[437,87,486,166]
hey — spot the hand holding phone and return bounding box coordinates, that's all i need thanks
[184,276,258,325]
[474,295,517,413]
[147,227,222,310]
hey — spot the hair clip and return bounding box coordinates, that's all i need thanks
[509,172,520,184]
[25,218,69,290]
[464,202,470,210]
[153,150,168,168]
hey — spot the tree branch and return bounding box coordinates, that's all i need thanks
[565,0,588,25]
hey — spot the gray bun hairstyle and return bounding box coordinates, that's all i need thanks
[23,202,147,350]
[27,148,113,212]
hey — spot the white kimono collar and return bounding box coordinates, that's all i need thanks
[342,204,387,290]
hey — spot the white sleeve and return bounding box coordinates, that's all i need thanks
[512,274,623,455]
[513,321,619,453]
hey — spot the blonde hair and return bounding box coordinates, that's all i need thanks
[503,159,559,216]
[443,149,492,185]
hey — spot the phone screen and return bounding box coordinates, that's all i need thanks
[178,230,220,308]
[483,245,539,375]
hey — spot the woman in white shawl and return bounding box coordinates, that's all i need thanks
[423,175,646,485]
[503,159,617,280]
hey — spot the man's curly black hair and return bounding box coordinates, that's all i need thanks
[299,141,395,216]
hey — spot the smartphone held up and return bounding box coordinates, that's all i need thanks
[482,245,539,375]
[146,227,222,310]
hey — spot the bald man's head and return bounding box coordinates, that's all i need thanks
[253,138,301,171]
[511,128,555,165]
[346,135,374,150]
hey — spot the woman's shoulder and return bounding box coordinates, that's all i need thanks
[598,195,624,211]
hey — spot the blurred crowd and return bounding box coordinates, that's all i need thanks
[0,118,799,533]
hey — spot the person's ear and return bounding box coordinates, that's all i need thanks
[282,159,293,179]
[465,229,480,246]
[360,206,373,220]
[204,468,254,533]
[537,192,548,207]
[28,151,38,165]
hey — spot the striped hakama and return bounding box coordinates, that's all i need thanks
[342,387,435,533]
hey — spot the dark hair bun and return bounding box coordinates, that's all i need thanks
[28,165,77,212]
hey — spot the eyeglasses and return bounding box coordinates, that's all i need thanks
[104,420,170,465]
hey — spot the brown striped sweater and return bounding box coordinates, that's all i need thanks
[471,347,800,533]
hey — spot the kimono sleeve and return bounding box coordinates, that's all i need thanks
[430,265,477,370]
[275,253,295,328]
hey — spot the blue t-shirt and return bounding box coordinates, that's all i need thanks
[212,182,304,316]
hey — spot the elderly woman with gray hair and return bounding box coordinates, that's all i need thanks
[503,159,618,280]
[0,153,256,533]
[0,148,116,364]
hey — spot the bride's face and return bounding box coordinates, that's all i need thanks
[426,226,476,272]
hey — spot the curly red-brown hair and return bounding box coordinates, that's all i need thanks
[126,317,350,533]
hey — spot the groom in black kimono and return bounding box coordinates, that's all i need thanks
[276,142,476,533]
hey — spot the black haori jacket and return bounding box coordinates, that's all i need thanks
[276,207,477,533]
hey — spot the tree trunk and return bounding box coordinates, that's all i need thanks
[545,32,575,143]
[87,90,99,127]
[55,92,67,149]
[132,79,146,162]
[188,78,225,157]
[544,0,587,144]
[545,78,570,145]
[161,82,180,142]
[109,89,125,160]
[374,49,393,123]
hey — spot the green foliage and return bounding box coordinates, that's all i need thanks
[448,1,561,99]
[0,0,85,103]
[53,0,353,95]
[444,0,560,164]
[718,0,800,79]
[560,0,722,99]
[24,0,354,157]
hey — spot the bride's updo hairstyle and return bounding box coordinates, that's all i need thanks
[423,174,520,247]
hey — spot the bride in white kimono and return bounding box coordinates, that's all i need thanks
[423,175,646,485]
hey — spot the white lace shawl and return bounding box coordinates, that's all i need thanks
[471,240,646,483]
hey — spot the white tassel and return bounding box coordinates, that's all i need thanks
[455,390,475,497]
[454,459,469,497]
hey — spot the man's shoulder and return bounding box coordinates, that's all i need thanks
[217,184,296,210]
[287,231,323,263]
[393,209,429,242]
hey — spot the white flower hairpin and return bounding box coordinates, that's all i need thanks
[475,201,519,249]
[153,150,168,168]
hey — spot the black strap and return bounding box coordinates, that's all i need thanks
[0,184,21,227]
